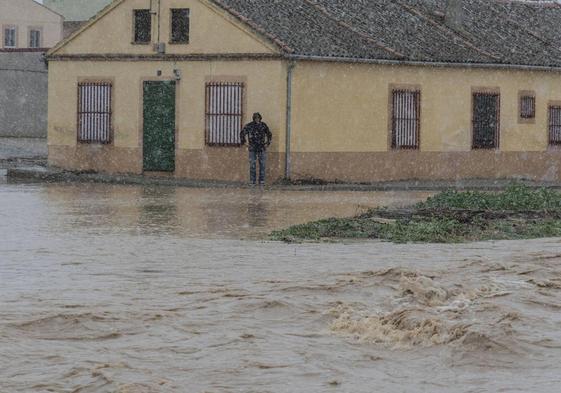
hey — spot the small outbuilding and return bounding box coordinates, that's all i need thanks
[47,0,561,183]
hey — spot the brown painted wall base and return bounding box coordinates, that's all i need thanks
[49,145,561,183]
[48,145,283,182]
[290,151,561,183]
[49,144,143,174]
[176,148,283,182]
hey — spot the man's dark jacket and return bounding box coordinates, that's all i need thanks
[240,121,272,152]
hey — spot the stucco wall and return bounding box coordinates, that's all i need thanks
[48,58,561,182]
[0,52,48,138]
[291,62,561,153]
[0,0,63,49]
[46,0,561,183]
[284,61,561,182]
[55,0,276,56]
[48,59,287,180]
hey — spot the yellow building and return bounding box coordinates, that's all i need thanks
[47,0,561,183]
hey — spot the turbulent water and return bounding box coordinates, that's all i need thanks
[1,181,561,392]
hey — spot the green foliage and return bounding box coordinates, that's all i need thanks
[482,219,561,240]
[270,217,381,242]
[378,219,468,243]
[417,183,561,211]
[271,184,561,244]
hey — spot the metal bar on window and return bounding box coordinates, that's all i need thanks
[392,89,420,150]
[77,82,112,144]
[521,96,536,119]
[550,106,561,146]
[473,92,499,149]
[205,82,244,146]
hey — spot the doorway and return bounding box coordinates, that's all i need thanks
[143,81,176,172]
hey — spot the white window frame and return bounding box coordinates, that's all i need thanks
[3,26,17,48]
[28,27,42,48]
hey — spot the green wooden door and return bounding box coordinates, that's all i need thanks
[143,81,176,172]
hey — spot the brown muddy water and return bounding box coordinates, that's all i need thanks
[1,182,561,392]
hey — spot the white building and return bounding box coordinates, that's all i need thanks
[1,0,63,50]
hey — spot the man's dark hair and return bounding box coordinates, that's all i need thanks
[253,112,262,121]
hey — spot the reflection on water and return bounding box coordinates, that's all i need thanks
[139,187,179,235]
[35,183,433,239]
[2,182,561,392]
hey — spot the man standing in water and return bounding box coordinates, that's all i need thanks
[240,113,272,186]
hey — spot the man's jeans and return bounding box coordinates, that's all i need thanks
[249,149,267,184]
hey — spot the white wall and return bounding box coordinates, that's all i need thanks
[0,0,63,48]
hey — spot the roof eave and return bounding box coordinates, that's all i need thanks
[286,54,561,73]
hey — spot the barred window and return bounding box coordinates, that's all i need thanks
[205,82,244,146]
[77,82,112,144]
[29,30,41,48]
[520,95,536,119]
[134,9,151,44]
[473,92,500,149]
[170,9,190,44]
[391,89,420,150]
[549,105,561,146]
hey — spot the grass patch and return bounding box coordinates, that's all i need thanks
[417,183,561,211]
[270,184,561,243]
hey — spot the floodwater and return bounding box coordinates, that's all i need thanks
[1,181,561,392]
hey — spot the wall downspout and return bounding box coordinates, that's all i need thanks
[285,61,296,180]
[149,0,161,51]
[157,0,161,44]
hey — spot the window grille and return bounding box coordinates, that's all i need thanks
[29,30,41,48]
[170,9,190,44]
[4,27,16,48]
[391,89,420,150]
[520,95,536,119]
[134,9,151,43]
[77,82,112,144]
[473,92,500,149]
[549,106,561,146]
[205,82,244,146]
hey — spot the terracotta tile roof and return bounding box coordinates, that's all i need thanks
[212,0,401,60]
[211,0,561,67]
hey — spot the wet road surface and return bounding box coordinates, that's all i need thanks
[1,182,561,392]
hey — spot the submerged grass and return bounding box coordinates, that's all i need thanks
[270,184,561,243]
